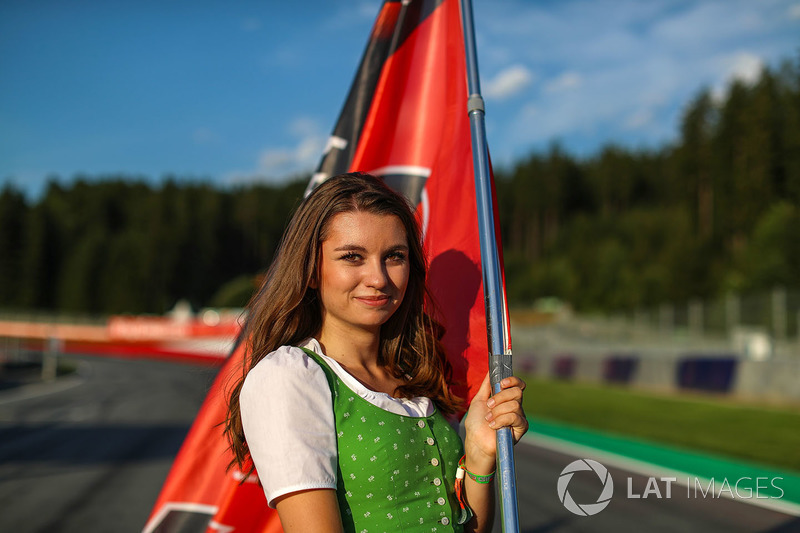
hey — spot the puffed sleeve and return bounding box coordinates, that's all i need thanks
[239,345,337,507]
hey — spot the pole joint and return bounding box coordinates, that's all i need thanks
[467,94,485,114]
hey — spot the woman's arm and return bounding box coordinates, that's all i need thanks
[461,372,528,533]
[274,489,344,533]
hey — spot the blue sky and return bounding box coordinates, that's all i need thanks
[1,0,799,199]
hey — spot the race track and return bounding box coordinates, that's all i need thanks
[0,354,796,532]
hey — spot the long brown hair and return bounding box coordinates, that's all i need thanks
[225,172,461,471]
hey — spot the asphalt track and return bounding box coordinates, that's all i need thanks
[0,354,797,532]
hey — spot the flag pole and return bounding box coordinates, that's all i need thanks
[459,0,520,531]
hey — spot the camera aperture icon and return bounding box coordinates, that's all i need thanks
[557,459,614,516]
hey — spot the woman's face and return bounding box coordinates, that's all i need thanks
[316,211,410,337]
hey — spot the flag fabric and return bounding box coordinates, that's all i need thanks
[143,0,504,530]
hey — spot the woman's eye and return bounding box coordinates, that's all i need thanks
[386,251,407,262]
[340,252,362,262]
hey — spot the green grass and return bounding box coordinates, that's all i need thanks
[520,376,800,473]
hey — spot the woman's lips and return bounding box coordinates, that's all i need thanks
[355,295,391,307]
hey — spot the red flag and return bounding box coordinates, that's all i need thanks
[310,0,498,403]
[143,1,504,530]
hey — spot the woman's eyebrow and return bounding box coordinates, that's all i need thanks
[332,244,409,252]
[333,244,367,252]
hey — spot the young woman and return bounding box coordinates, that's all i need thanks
[225,172,527,532]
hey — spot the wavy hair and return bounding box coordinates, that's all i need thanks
[225,172,461,472]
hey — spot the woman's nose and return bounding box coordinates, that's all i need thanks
[364,259,389,288]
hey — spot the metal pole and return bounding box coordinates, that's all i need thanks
[459,0,519,531]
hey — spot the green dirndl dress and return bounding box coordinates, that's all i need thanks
[300,347,465,533]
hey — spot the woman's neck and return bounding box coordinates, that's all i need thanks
[316,325,380,370]
[316,329,407,397]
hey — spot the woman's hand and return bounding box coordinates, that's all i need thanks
[462,372,528,473]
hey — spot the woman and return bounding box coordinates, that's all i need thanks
[225,172,527,532]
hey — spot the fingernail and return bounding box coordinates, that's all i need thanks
[486,398,495,408]
[485,412,493,421]
[488,419,496,428]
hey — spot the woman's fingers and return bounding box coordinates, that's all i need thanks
[486,386,522,407]
[485,407,529,443]
[485,404,526,427]
[483,376,528,441]
[484,399,524,426]
[499,376,526,391]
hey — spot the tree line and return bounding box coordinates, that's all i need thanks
[0,177,307,314]
[494,56,800,311]
[1,57,798,315]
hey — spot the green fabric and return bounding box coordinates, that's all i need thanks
[300,347,464,533]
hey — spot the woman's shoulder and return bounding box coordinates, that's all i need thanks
[250,343,316,368]
[242,342,328,393]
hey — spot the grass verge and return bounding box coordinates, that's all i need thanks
[520,376,800,473]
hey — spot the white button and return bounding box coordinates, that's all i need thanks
[441,517,450,526]
[437,497,446,505]
[433,477,442,486]
[426,437,435,445]
[417,420,425,428]
[431,458,439,466]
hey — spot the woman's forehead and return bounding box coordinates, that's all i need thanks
[323,211,408,246]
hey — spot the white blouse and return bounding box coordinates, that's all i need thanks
[239,338,434,507]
